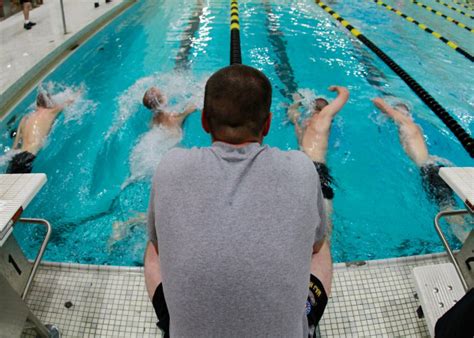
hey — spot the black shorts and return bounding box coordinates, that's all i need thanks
[313,162,334,200]
[420,164,454,207]
[20,0,32,4]
[7,151,36,174]
[306,275,328,334]
[152,284,170,337]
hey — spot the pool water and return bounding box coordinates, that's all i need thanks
[0,0,472,265]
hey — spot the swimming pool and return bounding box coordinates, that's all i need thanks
[1,0,472,265]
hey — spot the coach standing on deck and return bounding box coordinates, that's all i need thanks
[144,65,332,337]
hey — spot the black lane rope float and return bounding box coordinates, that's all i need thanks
[434,0,474,19]
[372,0,473,62]
[175,0,205,70]
[230,0,242,64]
[410,0,474,33]
[316,1,474,157]
[262,0,299,100]
[451,0,473,10]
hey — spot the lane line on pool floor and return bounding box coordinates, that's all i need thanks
[314,0,474,157]
[410,0,474,33]
[174,0,205,71]
[371,0,473,62]
[230,0,242,64]
[262,0,299,100]
[434,0,474,19]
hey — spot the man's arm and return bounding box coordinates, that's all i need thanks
[372,97,411,125]
[12,117,26,150]
[318,86,349,120]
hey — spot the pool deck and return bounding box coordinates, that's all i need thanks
[22,253,449,337]
[0,0,134,117]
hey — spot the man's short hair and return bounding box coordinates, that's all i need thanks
[204,65,272,143]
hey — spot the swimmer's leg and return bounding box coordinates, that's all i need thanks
[22,1,32,21]
[144,241,162,300]
[311,241,333,295]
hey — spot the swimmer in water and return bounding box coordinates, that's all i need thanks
[373,98,469,240]
[143,87,197,132]
[109,87,197,245]
[7,90,75,174]
[288,86,349,220]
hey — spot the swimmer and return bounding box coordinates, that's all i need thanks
[373,97,469,240]
[110,87,198,245]
[7,90,75,174]
[288,86,349,219]
[142,87,197,131]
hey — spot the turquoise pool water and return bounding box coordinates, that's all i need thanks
[0,0,472,265]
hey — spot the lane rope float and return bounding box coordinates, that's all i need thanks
[450,0,473,11]
[372,0,473,62]
[230,0,242,64]
[316,1,474,157]
[410,0,473,33]
[434,0,474,19]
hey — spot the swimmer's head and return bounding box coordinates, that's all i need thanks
[36,91,55,109]
[143,87,166,111]
[312,98,329,114]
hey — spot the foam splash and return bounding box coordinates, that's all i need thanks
[37,82,96,124]
[106,71,207,139]
[123,126,182,188]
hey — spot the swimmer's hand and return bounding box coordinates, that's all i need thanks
[292,93,303,104]
[372,97,387,110]
[328,86,349,97]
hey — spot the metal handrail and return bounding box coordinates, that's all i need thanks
[59,0,67,34]
[434,209,470,291]
[17,218,52,299]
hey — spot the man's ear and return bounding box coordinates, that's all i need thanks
[201,110,211,134]
[262,112,272,136]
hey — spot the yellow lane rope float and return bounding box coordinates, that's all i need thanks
[434,0,474,19]
[410,0,473,32]
[372,0,473,62]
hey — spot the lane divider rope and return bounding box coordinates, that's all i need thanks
[410,0,473,33]
[450,0,473,11]
[315,1,474,157]
[434,0,474,19]
[372,0,473,62]
[230,0,242,64]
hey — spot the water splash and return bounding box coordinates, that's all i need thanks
[123,125,182,188]
[106,71,207,139]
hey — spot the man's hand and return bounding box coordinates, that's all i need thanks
[292,92,303,103]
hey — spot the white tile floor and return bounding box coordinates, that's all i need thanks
[0,0,126,97]
[21,253,449,337]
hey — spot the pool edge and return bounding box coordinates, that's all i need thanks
[0,0,137,120]
[37,251,449,273]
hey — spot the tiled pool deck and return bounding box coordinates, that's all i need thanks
[22,253,449,337]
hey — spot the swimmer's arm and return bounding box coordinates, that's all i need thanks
[50,99,75,117]
[372,98,411,125]
[182,103,197,117]
[319,86,349,119]
[12,117,26,149]
[176,103,198,125]
[288,94,304,142]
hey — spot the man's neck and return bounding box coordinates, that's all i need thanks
[212,139,262,147]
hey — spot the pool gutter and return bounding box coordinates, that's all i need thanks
[0,0,137,120]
